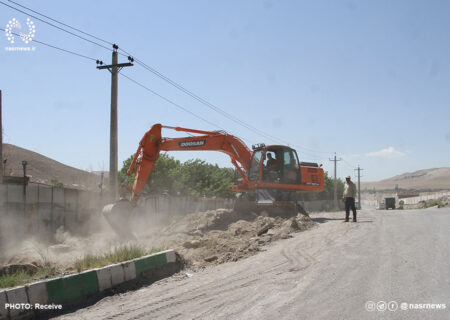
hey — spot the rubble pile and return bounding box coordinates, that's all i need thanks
[138,209,315,268]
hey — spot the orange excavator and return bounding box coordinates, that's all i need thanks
[103,124,324,235]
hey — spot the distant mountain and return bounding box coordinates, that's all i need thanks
[361,167,450,191]
[2,144,101,189]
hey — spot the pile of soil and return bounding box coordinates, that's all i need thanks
[136,209,315,268]
[1,209,316,276]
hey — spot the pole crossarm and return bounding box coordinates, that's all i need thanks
[97,62,133,71]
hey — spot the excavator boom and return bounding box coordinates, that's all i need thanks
[125,124,252,202]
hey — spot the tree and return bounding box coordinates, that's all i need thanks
[118,153,234,198]
[51,177,64,188]
[173,160,234,198]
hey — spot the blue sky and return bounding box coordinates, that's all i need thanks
[0,0,449,182]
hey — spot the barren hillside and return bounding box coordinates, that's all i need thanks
[361,167,450,191]
[2,144,99,189]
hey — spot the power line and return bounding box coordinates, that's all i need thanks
[0,27,98,61]
[7,0,114,46]
[3,0,267,150]
[120,73,226,132]
[3,0,334,159]
[120,73,260,146]
[342,158,355,171]
[121,52,286,142]
[120,73,325,158]
[128,56,335,159]
[0,0,112,52]
[2,1,272,145]
[120,48,334,156]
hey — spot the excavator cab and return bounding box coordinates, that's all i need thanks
[247,145,322,191]
[235,144,324,217]
[261,146,301,184]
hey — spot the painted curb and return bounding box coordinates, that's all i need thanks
[0,290,8,320]
[26,280,48,308]
[0,249,178,320]
[4,287,29,319]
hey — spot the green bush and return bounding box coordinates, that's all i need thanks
[425,199,445,208]
[74,244,159,272]
[0,265,56,289]
[119,153,234,199]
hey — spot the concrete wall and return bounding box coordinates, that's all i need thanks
[299,200,344,212]
[143,195,234,216]
[0,184,105,242]
[399,191,450,205]
[1,183,344,246]
[0,184,235,242]
[361,200,377,208]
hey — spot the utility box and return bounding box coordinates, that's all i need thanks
[385,197,396,210]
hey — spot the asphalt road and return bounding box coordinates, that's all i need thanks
[54,207,450,320]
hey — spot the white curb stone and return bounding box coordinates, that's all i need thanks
[122,261,136,282]
[96,267,112,291]
[110,264,125,287]
[5,286,31,319]
[166,250,177,263]
[0,290,8,320]
[27,280,48,306]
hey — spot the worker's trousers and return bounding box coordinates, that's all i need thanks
[345,197,357,220]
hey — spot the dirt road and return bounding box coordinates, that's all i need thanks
[53,208,450,320]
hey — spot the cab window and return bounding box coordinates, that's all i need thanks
[284,149,298,166]
[249,150,262,181]
[283,149,300,183]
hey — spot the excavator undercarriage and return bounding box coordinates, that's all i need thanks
[234,189,308,218]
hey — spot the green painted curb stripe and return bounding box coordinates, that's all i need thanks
[134,253,167,276]
[46,270,99,304]
[0,250,176,313]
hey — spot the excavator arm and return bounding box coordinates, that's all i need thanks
[124,124,252,203]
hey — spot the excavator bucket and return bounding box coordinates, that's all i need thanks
[102,200,137,240]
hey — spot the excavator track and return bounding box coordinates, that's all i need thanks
[234,189,308,218]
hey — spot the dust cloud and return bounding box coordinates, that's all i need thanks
[0,198,165,271]
[1,195,316,275]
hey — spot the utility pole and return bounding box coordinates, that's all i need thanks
[21,160,27,196]
[355,166,364,209]
[99,171,104,196]
[97,44,133,200]
[329,153,342,209]
[0,90,2,185]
